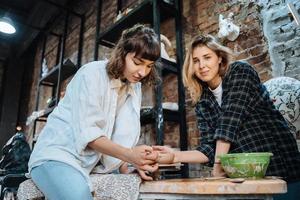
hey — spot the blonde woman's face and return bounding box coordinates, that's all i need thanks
[123,52,154,83]
[192,45,222,89]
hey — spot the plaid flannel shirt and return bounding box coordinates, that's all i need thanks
[195,61,300,181]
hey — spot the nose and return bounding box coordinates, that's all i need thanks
[197,60,205,69]
[138,66,147,77]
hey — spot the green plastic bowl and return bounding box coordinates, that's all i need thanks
[218,152,273,179]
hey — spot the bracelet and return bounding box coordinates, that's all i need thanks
[214,161,221,164]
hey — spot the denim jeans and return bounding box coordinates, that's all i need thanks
[31,160,93,200]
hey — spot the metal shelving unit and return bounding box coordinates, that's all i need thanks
[32,5,85,146]
[39,59,77,86]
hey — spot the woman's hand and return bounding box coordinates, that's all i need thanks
[88,137,158,168]
[119,164,156,181]
[157,152,175,164]
[119,162,159,181]
[136,168,154,181]
[212,163,226,177]
[119,162,130,174]
[152,145,174,153]
[136,162,159,181]
[152,146,175,164]
[125,145,158,168]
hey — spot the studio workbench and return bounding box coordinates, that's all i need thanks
[139,177,286,200]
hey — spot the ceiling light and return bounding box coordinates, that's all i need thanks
[0,17,16,34]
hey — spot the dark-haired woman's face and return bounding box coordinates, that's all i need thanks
[123,52,154,83]
[192,45,222,89]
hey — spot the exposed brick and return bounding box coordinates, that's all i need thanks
[247,52,269,65]
[236,50,250,60]
[240,37,264,50]
[249,45,267,56]
[247,28,263,37]
[254,60,272,73]
[258,70,272,82]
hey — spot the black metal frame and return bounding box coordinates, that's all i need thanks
[174,0,188,177]
[94,0,188,177]
[32,3,85,147]
[94,0,102,61]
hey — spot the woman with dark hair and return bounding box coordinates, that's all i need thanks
[29,24,161,199]
[155,35,300,199]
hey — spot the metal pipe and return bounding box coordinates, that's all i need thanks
[55,12,69,105]
[94,0,102,61]
[153,0,164,146]
[77,15,85,67]
[175,0,189,178]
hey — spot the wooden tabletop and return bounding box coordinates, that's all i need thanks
[140,178,287,195]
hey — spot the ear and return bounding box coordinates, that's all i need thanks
[218,57,222,64]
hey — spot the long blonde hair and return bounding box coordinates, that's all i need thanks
[182,35,234,104]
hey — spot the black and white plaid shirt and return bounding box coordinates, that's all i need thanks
[195,61,300,182]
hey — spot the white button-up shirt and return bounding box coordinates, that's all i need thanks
[29,60,142,190]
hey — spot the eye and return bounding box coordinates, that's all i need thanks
[204,56,211,60]
[132,58,142,65]
[193,59,199,64]
[147,64,154,69]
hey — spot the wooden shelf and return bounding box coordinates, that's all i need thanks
[97,0,175,47]
[39,59,77,85]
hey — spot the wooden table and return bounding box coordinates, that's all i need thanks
[139,178,287,200]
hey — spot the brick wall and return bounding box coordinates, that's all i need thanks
[24,0,299,177]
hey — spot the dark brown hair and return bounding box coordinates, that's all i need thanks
[106,24,161,85]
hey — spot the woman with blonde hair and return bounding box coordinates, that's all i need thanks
[29,24,161,200]
[155,35,300,200]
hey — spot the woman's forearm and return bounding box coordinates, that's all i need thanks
[88,136,157,168]
[88,136,131,162]
[214,140,231,162]
[173,150,209,163]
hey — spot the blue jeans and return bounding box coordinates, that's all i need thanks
[31,161,93,200]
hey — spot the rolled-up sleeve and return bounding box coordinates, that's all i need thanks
[214,62,260,143]
[195,105,216,166]
[70,68,107,155]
